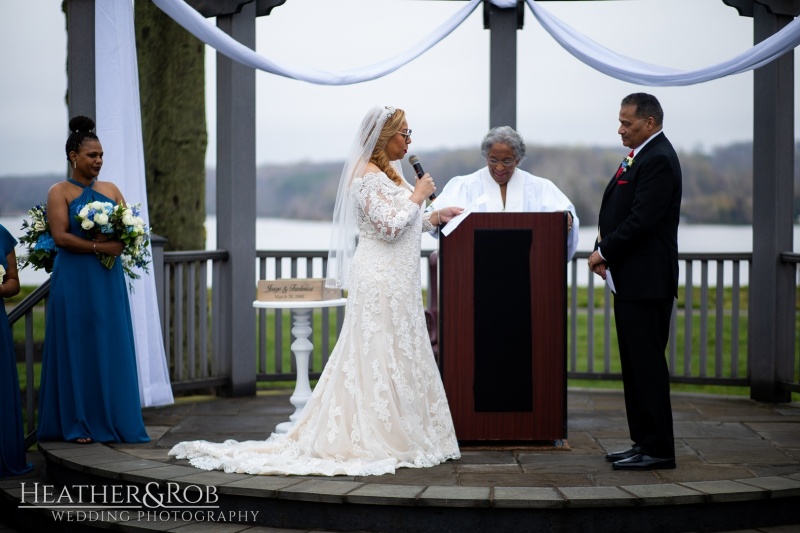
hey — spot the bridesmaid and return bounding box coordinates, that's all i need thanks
[36,116,149,444]
[0,223,33,476]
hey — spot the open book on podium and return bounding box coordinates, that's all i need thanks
[437,212,568,443]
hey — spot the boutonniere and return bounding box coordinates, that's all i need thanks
[621,155,634,174]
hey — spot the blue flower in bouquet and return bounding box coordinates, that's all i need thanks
[18,202,56,273]
[76,201,115,234]
[34,233,55,252]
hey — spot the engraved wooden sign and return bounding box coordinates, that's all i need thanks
[257,279,343,302]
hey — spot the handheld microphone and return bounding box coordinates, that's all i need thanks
[408,155,436,200]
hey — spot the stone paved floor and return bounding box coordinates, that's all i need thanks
[124,388,800,489]
[3,388,799,532]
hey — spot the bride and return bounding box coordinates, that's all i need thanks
[169,105,463,476]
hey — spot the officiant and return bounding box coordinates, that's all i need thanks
[428,126,580,261]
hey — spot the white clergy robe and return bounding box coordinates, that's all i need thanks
[429,167,580,261]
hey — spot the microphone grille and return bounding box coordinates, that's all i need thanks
[408,155,419,165]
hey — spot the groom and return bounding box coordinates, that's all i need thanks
[587,93,682,471]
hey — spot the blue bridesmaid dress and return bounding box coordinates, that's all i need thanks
[37,179,149,443]
[1,224,33,476]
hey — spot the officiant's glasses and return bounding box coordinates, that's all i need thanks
[488,157,516,167]
[397,129,412,140]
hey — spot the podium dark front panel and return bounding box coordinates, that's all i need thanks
[438,213,567,442]
[474,229,533,412]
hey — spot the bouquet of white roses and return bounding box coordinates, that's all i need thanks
[111,203,151,281]
[18,202,57,273]
[0,264,5,284]
[75,201,116,270]
[75,201,151,280]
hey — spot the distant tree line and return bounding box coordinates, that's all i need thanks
[3,142,799,228]
[207,141,800,227]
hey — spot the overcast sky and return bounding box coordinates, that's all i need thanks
[1,0,798,178]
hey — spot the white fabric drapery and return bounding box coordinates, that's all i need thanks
[151,0,483,85]
[152,0,800,87]
[526,0,800,86]
[96,1,174,408]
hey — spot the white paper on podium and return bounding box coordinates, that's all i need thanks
[441,194,489,237]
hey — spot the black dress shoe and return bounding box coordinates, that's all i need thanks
[604,445,641,462]
[612,453,676,471]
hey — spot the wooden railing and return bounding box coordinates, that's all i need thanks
[569,252,752,386]
[780,252,800,394]
[8,247,799,445]
[161,250,229,392]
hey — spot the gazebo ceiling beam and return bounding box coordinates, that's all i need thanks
[184,0,286,18]
[723,0,800,16]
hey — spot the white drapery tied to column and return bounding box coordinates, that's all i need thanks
[153,0,800,87]
[96,1,174,408]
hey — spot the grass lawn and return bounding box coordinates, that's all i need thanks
[9,285,799,403]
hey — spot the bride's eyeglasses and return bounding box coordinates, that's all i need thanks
[397,129,412,140]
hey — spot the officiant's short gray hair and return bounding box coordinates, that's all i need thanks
[480,126,526,161]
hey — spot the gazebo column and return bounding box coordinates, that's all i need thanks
[66,0,96,124]
[750,2,796,402]
[216,3,257,396]
[725,0,798,401]
[485,1,522,129]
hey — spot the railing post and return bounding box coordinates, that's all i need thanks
[151,234,167,327]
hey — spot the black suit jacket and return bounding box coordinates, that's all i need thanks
[596,132,682,300]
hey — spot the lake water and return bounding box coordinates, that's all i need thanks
[2,214,798,287]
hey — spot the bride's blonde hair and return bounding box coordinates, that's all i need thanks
[370,108,405,186]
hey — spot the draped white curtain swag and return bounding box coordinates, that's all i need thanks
[151,0,483,85]
[525,0,800,86]
[152,0,800,87]
[96,1,174,407]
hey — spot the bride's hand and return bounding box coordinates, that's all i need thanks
[411,173,436,204]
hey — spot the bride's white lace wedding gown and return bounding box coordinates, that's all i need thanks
[169,172,460,476]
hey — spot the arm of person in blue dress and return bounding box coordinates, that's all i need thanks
[46,180,125,257]
[0,248,20,299]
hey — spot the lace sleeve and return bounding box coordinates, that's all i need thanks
[421,213,435,233]
[355,174,421,242]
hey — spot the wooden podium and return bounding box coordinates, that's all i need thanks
[438,212,567,442]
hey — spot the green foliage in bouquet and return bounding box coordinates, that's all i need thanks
[18,203,56,273]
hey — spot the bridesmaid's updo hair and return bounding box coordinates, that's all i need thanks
[65,116,99,161]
